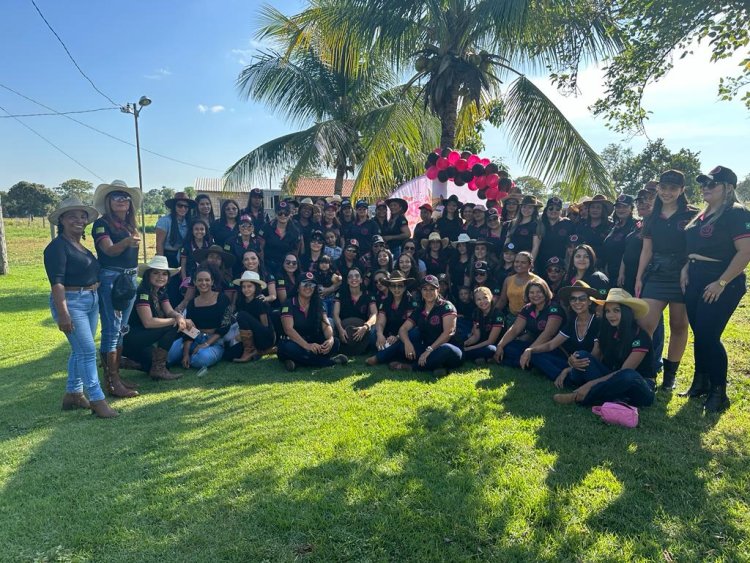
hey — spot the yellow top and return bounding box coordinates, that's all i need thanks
[507,273,542,315]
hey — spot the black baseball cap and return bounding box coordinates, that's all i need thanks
[659,169,685,187]
[697,166,738,186]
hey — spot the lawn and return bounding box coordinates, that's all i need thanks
[0,218,748,562]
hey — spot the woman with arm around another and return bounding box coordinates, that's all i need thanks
[226,271,276,363]
[681,166,750,412]
[44,197,117,417]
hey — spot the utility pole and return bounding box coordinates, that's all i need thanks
[0,194,8,275]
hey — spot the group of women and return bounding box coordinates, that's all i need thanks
[45,165,749,418]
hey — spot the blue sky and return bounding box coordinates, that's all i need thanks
[1,0,748,193]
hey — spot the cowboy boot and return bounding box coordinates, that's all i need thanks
[661,359,680,391]
[704,384,730,413]
[116,347,140,389]
[233,330,258,363]
[678,370,710,398]
[90,399,119,418]
[62,392,90,411]
[149,347,182,381]
[104,351,139,398]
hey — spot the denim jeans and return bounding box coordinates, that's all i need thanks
[168,338,225,369]
[530,350,569,381]
[97,268,137,353]
[463,344,497,362]
[277,338,341,367]
[568,351,655,407]
[50,289,105,401]
[375,327,463,371]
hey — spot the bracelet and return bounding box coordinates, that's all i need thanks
[425,346,433,352]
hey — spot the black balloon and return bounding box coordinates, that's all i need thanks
[461,170,474,183]
[485,163,499,174]
[471,164,485,176]
[437,170,450,183]
[441,147,452,158]
[477,188,487,200]
[446,166,457,178]
[499,177,513,189]
[460,151,472,159]
[454,177,465,187]
[427,152,439,165]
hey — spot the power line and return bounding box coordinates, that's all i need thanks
[0,83,222,172]
[0,107,117,118]
[29,0,120,107]
[0,104,105,181]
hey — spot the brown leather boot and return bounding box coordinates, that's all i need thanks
[62,392,90,410]
[90,399,119,418]
[104,351,139,398]
[233,330,258,363]
[115,347,140,389]
[149,347,182,380]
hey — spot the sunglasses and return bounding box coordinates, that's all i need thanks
[300,281,317,288]
[547,267,562,274]
[568,295,589,303]
[703,182,724,190]
[345,247,357,253]
[175,203,190,209]
[277,211,290,217]
[547,206,562,211]
[239,223,253,228]
[475,271,488,276]
[390,283,405,289]
[284,260,297,265]
[110,194,131,202]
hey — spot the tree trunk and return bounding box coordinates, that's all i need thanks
[334,165,346,197]
[0,195,8,275]
[439,85,461,149]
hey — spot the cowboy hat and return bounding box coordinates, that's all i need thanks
[49,196,99,225]
[441,194,463,208]
[557,280,600,303]
[326,194,343,204]
[385,197,408,213]
[593,288,649,319]
[583,194,614,215]
[232,270,267,290]
[93,180,143,214]
[192,244,236,267]
[137,255,180,277]
[502,190,524,203]
[451,233,476,246]
[520,195,544,207]
[299,197,314,208]
[383,270,415,288]
[164,191,196,210]
[421,232,449,249]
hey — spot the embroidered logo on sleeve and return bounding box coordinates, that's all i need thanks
[95,227,105,234]
[139,293,149,301]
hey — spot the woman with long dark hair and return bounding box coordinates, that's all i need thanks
[156,192,193,267]
[337,200,355,246]
[420,232,450,277]
[565,244,609,299]
[258,201,303,276]
[505,195,542,258]
[243,188,268,231]
[448,233,475,298]
[193,194,215,225]
[333,267,378,356]
[537,196,572,272]
[241,249,277,305]
[681,166,750,412]
[276,253,301,305]
[210,199,241,247]
[226,271,275,363]
[635,169,697,390]
[436,195,464,242]
[176,219,212,313]
[365,271,418,365]
[576,195,614,263]
[601,194,637,280]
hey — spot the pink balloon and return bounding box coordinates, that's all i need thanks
[448,151,461,165]
[496,191,509,201]
[455,158,468,172]
[436,157,449,170]
[426,166,438,180]
[480,158,491,166]
[467,154,480,167]
[487,173,499,187]
[468,180,479,191]
[475,175,487,189]
[486,186,499,200]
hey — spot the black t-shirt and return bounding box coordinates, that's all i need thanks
[244,207,269,232]
[92,217,138,269]
[280,297,327,341]
[236,295,270,320]
[180,240,211,280]
[518,302,564,339]
[350,219,381,251]
[574,220,613,260]
[378,292,418,336]
[538,218,573,265]
[43,236,100,287]
[621,223,644,294]
[131,286,171,330]
[210,220,239,247]
[455,298,476,319]
[472,306,504,341]
[413,220,438,249]
[224,234,261,276]
[448,258,470,290]
[422,251,448,277]
[257,221,302,271]
[643,207,697,256]
[599,327,654,379]
[685,205,750,264]
[558,313,601,355]
[466,222,489,241]
[276,272,299,299]
[601,218,636,279]
[507,220,538,253]
[409,298,458,345]
[381,215,409,253]
[335,290,375,320]
[187,293,233,336]
[568,270,610,299]
[436,216,463,242]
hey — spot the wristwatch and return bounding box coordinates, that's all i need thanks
[719,279,728,288]
[425,346,433,353]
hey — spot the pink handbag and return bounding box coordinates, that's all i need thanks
[592,402,639,428]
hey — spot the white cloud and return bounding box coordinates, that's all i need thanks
[210,105,225,113]
[230,40,271,65]
[197,104,208,113]
[144,68,172,80]
[197,104,226,114]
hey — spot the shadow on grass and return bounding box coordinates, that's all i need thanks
[0,291,49,315]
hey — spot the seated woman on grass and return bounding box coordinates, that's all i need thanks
[332,267,377,357]
[553,289,656,408]
[365,271,418,366]
[462,286,504,365]
[518,280,602,385]
[494,279,564,368]
[225,271,275,363]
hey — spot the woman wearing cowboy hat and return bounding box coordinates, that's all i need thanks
[122,255,187,381]
[420,232,450,278]
[381,197,411,255]
[504,195,542,258]
[156,191,196,306]
[226,271,275,363]
[436,194,464,242]
[365,271,418,365]
[553,289,656,408]
[91,180,142,399]
[518,281,602,384]
[44,197,118,417]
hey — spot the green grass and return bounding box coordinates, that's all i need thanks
[1,218,749,562]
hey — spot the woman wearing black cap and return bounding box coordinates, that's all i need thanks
[575,195,614,262]
[243,188,268,231]
[601,194,637,281]
[505,195,542,257]
[351,200,381,250]
[278,272,349,371]
[381,275,464,376]
[210,199,241,247]
[337,200,355,245]
[682,166,750,412]
[635,169,697,390]
[382,197,411,255]
[618,185,657,294]
[537,196,572,270]
[542,256,565,296]
[258,201,303,276]
[436,195,464,242]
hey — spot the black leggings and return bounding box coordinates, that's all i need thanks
[123,325,181,370]
[224,311,277,360]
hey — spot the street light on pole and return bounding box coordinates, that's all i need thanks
[121,95,152,262]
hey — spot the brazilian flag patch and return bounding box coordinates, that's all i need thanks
[281,306,289,314]
[139,293,149,301]
[95,226,105,234]
[632,339,641,347]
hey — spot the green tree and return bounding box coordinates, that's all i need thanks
[4,182,59,218]
[592,1,749,133]
[56,179,94,204]
[306,0,620,197]
[514,176,548,201]
[225,7,439,198]
[736,174,750,203]
[142,187,176,215]
[184,186,196,200]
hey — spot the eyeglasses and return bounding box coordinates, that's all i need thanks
[277,211,290,217]
[110,194,131,202]
[239,223,253,228]
[568,295,589,303]
[345,248,357,253]
[175,203,189,209]
[284,260,297,265]
[390,283,405,289]
[547,267,562,274]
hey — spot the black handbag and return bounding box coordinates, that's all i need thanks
[111,272,137,311]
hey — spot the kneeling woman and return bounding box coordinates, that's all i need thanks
[333,267,377,357]
[519,281,601,384]
[462,287,504,365]
[123,256,188,380]
[386,275,464,377]
[226,271,276,362]
[553,289,656,407]
[168,267,232,369]
[278,272,350,371]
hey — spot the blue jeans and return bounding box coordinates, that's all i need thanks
[500,339,529,368]
[168,338,225,369]
[463,344,497,362]
[50,290,105,401]
[568,351,656,407]
[375,327,463,371]
[277,338,341,367]
[97,268,137,353]
[530,350,569,381]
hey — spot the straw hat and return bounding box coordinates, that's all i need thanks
[557,280,600,303]
[421,231,449,249]
[49,196,99,225]
[137,255,180,277]
[593,288,649,319]
[232,270,267,290]
[451,233,476,246]
[192,244,236,267]
[93,180,142,214]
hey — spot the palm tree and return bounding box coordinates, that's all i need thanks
[299,0,623,196]
[224,7,440,198]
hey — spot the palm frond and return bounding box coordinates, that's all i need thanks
[504,76,612,199]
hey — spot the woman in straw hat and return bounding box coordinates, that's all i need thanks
[518,281,602,385]
[122,256,186,381]
[225,271,275,363]
[420,232,450,277]
[44,197,118,418]
[91,180,142,399]
[553,288,656,407]
[365,271,418,365]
